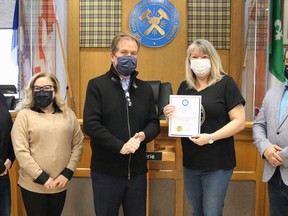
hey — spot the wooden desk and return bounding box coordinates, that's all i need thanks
[9,119,268,215]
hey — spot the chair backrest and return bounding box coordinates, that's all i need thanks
[5,96,16,110]
[146,80,173,120]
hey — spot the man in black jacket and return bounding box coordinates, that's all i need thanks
[83,32,160,216]
[0,89,15,216]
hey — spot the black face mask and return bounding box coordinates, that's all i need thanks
[285,65,288,80]
[34,91,54,108]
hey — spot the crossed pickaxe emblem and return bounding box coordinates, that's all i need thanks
[139,8,170,36]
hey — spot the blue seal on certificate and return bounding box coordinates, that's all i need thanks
[182,99,189,106]
[129,0,180,47]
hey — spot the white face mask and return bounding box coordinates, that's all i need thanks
[190,59,211,77]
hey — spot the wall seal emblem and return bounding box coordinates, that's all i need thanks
[129,0,180,48]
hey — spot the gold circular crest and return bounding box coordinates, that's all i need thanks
[176,125,182,132]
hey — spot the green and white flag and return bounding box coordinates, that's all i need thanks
[269,0,284,87]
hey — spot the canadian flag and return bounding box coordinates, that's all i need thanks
[33,0,56,74]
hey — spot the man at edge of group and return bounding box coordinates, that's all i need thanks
[83,32,160,216]
[0,89,15,216]
[253,48,288,215]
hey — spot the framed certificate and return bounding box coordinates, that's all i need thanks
[168,95,201,137]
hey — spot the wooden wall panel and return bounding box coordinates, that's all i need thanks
[79,48,111,119]
[230,0,245,87]
[67,0,80,115]
[218,50,230,73]
[68,0,245,118]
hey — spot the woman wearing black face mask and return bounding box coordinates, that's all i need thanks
[33,87,54,109]
[11,72,84,216]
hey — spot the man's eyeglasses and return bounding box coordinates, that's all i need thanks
[33,85,54,92]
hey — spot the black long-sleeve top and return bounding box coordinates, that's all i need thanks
[0,90,15,174]
[83,66,160,177]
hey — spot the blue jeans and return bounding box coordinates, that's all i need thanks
[183,167,233,216]
[91,171,146,216]
[268,167,288,216]
[0,174,11,216]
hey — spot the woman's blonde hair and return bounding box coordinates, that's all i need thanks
[15,72,66,111]
[185,39,226,89]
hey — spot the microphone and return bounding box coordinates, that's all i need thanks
[64,86,69,100]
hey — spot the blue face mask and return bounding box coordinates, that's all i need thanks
[115,55,137,76]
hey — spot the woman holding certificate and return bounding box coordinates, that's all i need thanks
[163,39,245,216]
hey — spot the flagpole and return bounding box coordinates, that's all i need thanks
[55,19,76,112]
[19,0,32,96]
[241,1,256,70]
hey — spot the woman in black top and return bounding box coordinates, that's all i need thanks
[164,39,245,216]
[0,89,15,216]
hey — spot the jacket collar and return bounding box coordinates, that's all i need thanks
[107,64,139,90]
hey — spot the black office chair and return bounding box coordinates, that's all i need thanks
[146,80,173,120]
[5,96,17,110]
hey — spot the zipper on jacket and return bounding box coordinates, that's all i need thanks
[128,154,131,180]
[126,95,132,180]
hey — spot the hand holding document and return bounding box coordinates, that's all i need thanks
[168,95,201,137]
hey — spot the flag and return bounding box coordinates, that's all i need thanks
[11,0,27,98]
[33,0,56,74]
[268,0,285,87]
[34,16,48,74]
[18,0,32,99]
[11,0,19,66]
[54,0,69,101]
[32,0,68,101]
[42,0,56,35]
